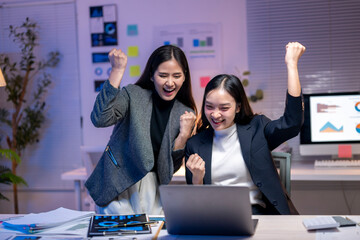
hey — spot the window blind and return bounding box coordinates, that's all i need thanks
[246,0,360,160]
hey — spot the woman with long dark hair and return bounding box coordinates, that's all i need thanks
[185,42,305,215]
[86,45,197,214]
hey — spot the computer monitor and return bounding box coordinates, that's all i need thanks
[299,91,360,157]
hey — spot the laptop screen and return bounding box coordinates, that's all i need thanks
[159,185,257,236]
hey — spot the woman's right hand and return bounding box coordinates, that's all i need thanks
[109,48,128,71]
[108,49,128,88]
[186,153,205,185]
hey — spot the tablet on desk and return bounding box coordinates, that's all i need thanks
[87,214,152,237]
[159,185,258,236]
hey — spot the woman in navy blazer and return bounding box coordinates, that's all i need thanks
[185,42,306,215]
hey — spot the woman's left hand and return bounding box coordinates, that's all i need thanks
[285,42,306,66]
[179,111,196,139]
[173,111,196,151]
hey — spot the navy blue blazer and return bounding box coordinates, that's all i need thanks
[185,92,303,215]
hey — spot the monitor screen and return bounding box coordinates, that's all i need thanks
[300,91,360,156]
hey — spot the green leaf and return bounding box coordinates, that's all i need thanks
[242,79,249,87]
[255,89,264,100]
[250,95,258,102]
[0,172,28,186]
[0,193,9,201]
[0,149,21,164]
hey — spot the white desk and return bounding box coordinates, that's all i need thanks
[175,162,360,182]
[291,161,360,181]
[1,214,360,239]
[61,163,360,211]
[61,167,87,211]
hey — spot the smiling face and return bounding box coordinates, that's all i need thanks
[152,58,185,101]
[204,88,240,131]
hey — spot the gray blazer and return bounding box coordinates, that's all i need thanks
[85,80,193,206]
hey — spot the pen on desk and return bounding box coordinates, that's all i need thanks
[152,221,165,240]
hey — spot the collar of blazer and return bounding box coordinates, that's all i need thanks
[236,124,253,171]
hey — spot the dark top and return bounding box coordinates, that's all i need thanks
[185,92,304,215]
[85,82,193,206]
[150,91,175,171]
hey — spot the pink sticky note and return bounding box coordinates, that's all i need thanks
[338,145,352,158]
[200,76,211,88]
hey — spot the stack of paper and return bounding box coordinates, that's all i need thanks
[2,207,94,234]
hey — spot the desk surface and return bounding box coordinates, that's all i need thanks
[61,162,360,183]
[172,162,360,182]
[1,214,360,239]
[291,162,360,181]
[61,167,87,181]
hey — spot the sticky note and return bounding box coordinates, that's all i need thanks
[128,46,139,57]
[200,76,211,88]
[338,145,352,158]
[129,65,141,77]
[127,24,138,36]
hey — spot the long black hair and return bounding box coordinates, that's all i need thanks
[197,74,255,132]
[135,45,197,113]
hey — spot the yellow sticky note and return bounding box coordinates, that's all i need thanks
[128,46,139,57]
[129,65,141,77]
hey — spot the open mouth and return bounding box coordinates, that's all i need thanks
[211,119,224,125]
[163,87,175,93]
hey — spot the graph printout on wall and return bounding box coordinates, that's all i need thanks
[153,23,222,70]
[90,5,118,47]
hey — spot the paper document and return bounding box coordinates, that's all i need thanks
[2,207,94,234]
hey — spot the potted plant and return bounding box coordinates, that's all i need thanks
[240,70,264,102]
[0,17,60,213]
[0,148,27,201]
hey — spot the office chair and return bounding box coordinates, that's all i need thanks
[271,151,292,196]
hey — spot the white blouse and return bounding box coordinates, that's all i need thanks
[211,123,265,207]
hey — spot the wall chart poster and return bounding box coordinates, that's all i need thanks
[153,23,222,70]
[90,5,118,47]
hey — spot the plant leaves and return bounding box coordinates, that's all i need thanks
[0,149,21,164]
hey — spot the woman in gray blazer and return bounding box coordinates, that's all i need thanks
[185,42,305,215]
[85,45,197,214]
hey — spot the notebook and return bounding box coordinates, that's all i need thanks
[159,185,258,236]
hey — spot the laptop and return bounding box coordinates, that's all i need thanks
[159,185,258,236]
